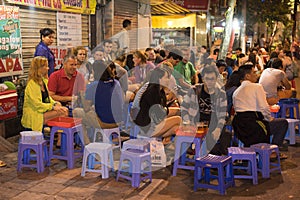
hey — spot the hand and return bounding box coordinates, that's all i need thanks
[212,128,221,141]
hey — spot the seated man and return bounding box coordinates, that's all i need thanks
[259,58,292,105]
[48,54,86,107]
[181,65,231,155]
[232,64,288,155]
[48,54,87,143]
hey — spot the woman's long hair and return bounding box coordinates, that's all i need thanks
[133,50,147,64]
[28,56,48,86]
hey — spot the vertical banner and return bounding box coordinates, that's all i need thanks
[57,12,82,46]
[0,6,23,78]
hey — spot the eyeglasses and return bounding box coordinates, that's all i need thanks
[203,77,216,81]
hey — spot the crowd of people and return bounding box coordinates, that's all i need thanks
[15,23,300,168]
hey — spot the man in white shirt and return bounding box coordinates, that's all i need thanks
[259,58,291,105]
[112,19,131,53]
[232,64,288,153]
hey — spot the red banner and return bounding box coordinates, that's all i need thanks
[172,0,210,11]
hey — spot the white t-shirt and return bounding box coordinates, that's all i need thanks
[259,68,286,98]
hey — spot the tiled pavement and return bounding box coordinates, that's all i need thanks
[1,136,300,200]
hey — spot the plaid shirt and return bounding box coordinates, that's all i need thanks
[181,83,227,130]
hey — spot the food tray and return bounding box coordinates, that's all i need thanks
[46,117,82,128]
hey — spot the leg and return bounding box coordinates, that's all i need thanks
[269,118,288,147]
[151,116,182,138]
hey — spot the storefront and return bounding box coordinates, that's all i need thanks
[0,1,95,138]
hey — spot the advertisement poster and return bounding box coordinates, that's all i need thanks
[0,6,23,78]
[57,12,82,46]
[49,46,68,69]
[7,0,96,14]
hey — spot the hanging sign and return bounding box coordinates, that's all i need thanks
[7,0,96,14]
[57,12,82,46]
[0,6,23,78]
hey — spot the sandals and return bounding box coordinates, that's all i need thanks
[0,160,7,167]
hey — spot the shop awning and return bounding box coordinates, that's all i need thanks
[151,2,192,15]
[152,13,196,28]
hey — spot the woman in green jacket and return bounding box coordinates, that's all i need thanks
[22,56,68,132]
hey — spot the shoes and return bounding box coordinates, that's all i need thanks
[0,160,7,167]
[270,152,288,161]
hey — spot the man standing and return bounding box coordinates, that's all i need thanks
[112,19,131,53]
[181,65,231,155]
[232,64,288,155]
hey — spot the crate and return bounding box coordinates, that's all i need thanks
[0,90,17,120]
[46,117,82,128]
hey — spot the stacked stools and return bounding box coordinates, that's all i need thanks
[47,117,84,169]
[17,131,49,173]
[194,154,234,195]
[93,127,121,149]
[250,143,281,178]
[81,143,114,179]
[117,139,152,187]
[228,147,258,185]
[172,126,206,176]
[278,98,300,119]
[285,119,300,145]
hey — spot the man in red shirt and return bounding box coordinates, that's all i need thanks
[48,54,86,106]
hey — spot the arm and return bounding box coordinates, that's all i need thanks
[180,86,199,124]
[48,91,72,103]
[257,85,271,121]
[25,80,53,112]
[281,77,291,90]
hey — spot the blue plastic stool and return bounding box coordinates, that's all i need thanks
[116,149,152,187]
[172,133,206,176]
[49,125,84,169]
[81,143,114,179]
[278,98,300,119]
[17,140,49,173]
[228,147,258,185]
[122,138,151,152]
[194,154,235,195]
[250,143,281,178]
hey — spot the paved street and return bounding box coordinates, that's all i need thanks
[0,135,300,200]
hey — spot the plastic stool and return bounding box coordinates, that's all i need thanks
[17,140,49,173]
[81,143,114,179]
[122,138,151,152]
[228,147,258,185]
[278,98,300,119]
[93,127,121,149]
[49,124,84,169]
[172,132,205,176]
[116,149,152,187]
[250,143,281,178]
[285,119,300,145]
[194,154,235,195]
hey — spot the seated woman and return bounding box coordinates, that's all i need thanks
[94,62,124,128]
[133,67,182,143]
[21,56,68,132]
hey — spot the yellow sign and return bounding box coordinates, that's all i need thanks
[152,13,196,29]
[7,0,96,14]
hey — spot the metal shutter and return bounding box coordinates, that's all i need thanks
[114,0,138,51]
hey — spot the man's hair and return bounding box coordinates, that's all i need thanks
[271,58,283,69]
[63,54,76,64]
[213,48,219,55]
[201,64,219,78]
[145,47,154,52]
[238,64,254,80]
[235,47,242,51]
[123,19,131,28]
[201,45,207,50]
[103,39,112,46]
[216,59,227,68]
[167,49,183,61]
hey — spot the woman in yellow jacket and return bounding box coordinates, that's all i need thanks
[22,56,68,132]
